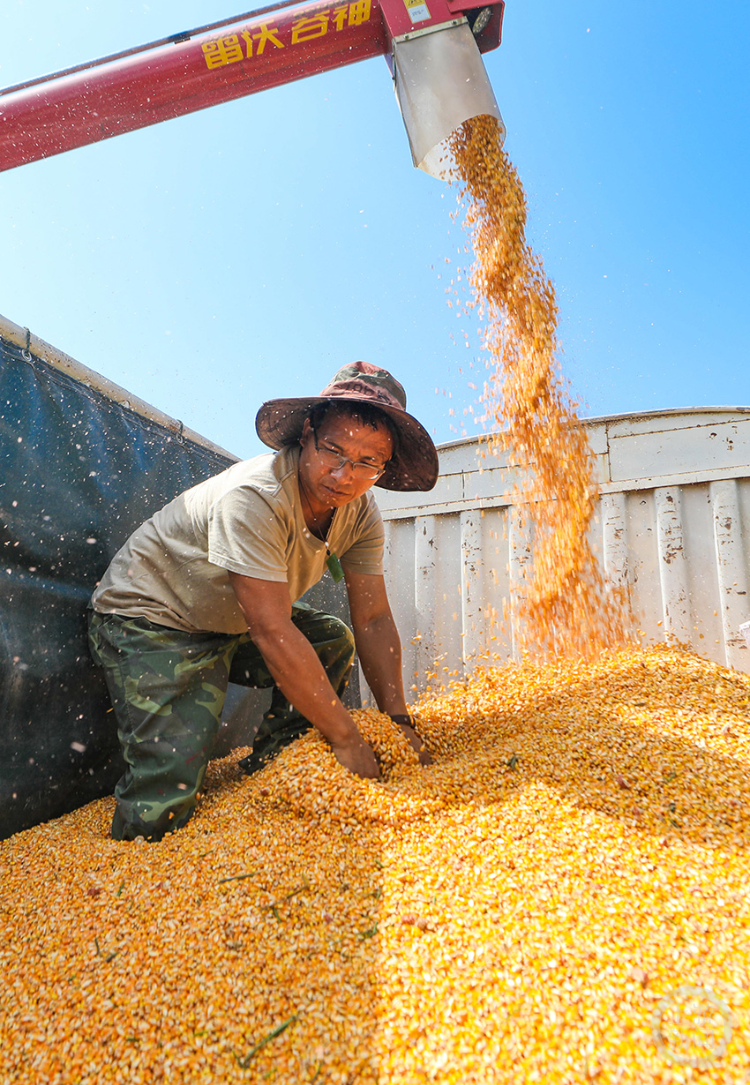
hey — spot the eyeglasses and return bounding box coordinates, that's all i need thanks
[312,428,388,481]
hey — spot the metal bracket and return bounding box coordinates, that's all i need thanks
[392,15,467,46]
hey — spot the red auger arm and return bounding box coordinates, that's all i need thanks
[0,0,504,177]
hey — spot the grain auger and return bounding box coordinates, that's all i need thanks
[0,0,506,178]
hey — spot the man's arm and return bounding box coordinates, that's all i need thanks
[229,572,380,779]
[344,569,432,765]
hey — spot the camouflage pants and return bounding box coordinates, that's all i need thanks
[87,606,354,841]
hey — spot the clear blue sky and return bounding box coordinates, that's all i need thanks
[2,1,749,459]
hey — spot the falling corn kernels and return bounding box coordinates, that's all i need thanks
[448,116,629,656]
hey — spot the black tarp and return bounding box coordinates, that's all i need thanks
[0,336,237,839]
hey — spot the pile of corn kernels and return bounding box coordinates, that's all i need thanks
[1,643,748,1084]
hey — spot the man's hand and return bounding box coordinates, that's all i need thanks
[330,731,381,779]
[345,570,432,768]
[393,719,434,767]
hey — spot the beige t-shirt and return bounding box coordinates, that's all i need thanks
[91,446,384,633]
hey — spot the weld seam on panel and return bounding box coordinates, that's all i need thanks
[508,507,532,662]
[459,509,483,669]
[710,478,750,669]
[600,491,628,591]
[414,515,437,687]
[654,487,692,644]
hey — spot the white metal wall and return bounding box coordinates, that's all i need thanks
[372,408,750,695]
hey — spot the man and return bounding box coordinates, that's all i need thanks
[88,362,439,841]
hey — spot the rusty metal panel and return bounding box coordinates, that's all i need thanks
[609,417,750,484]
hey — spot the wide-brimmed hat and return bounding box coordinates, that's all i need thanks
[255,362,439,492]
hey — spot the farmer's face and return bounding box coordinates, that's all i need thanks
[298,409,393,513]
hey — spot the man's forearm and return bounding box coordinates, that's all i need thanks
[250,622,357,746]
[353,613,408,716]
[229,572,380,778]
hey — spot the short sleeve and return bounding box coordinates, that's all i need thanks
[207,487,290,582]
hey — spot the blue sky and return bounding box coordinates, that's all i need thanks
[2,0,749,459]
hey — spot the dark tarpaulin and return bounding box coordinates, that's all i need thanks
[0,336,236,840]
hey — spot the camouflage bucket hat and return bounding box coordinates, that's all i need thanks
[255,361,439,492]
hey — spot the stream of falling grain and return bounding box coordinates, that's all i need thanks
[448,115,630,657]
